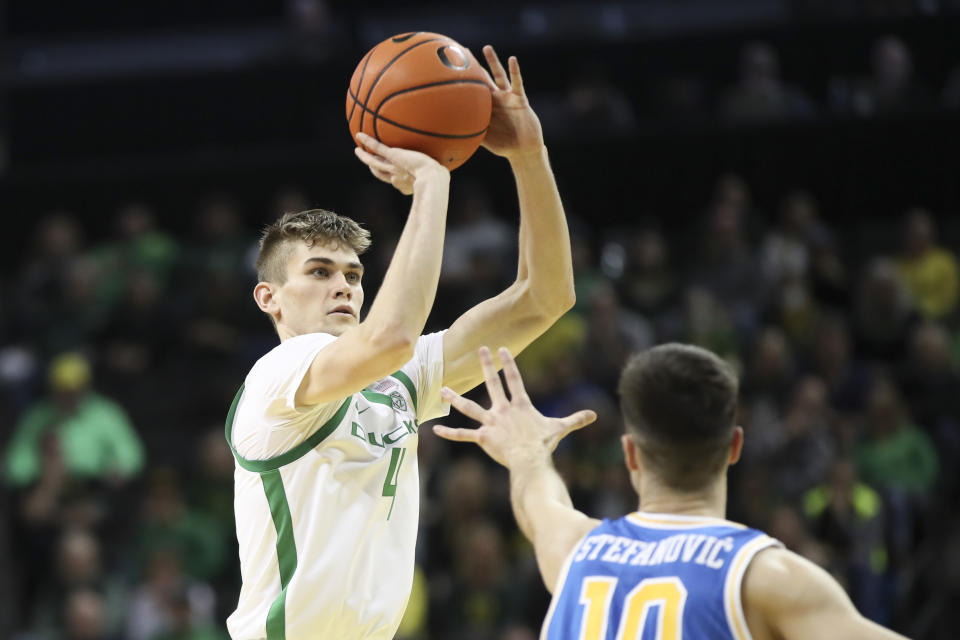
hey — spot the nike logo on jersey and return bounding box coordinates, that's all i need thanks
[356,405,370,414]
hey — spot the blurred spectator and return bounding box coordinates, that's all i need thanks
[63,588,119,640]
[431,520,527,640]
[581,282,654,389]
[895,208,959,321]
[561,64,637,135]
[900,322,960,430]
[98,271,179,380]
[808,237,852,311]
[4,352,144,488]
[439,180,514,313]
[719,41,815,123]
[760,190,831,291]
[853,259,918,362]
[18,212,84,322]
[89,203,180,307]
[804,459,890,623]
[855,380,938,496]
[618,227,680,320]
[771,376,836,499]
[810,315,874,419]
[28,528,128,638]
[831,36,931,116]
[126,550,217,640]
[690,177,761,337]
[135,469,228,585]
[740,327,796,461]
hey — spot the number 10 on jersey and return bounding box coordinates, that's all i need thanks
[382,447,407,520]
[579,576,687,640]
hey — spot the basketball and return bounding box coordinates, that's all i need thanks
[346,32,492,171]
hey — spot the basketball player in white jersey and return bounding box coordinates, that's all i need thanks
[225,46,576,639]
[435,345,907,639]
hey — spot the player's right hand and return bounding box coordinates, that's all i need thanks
[354,132,449,196]
[433,346,597,469]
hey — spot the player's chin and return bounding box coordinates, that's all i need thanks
[319,315,358,336]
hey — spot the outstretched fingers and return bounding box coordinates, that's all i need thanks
[440,387,488,423]
[558,410,597,436]
[497,347,529,403]
[482,45,510,92]
[478,346,508,406]
[507,55,525,95]
[432,424,482,444]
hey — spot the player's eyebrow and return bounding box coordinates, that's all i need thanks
[303,256,364,272]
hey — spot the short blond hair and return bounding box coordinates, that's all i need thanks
[256,209,372,283]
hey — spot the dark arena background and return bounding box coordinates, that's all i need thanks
[2,1,960,638]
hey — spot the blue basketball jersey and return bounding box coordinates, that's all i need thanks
[541,512,780,640]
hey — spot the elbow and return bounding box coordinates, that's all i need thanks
[521,281,576,322]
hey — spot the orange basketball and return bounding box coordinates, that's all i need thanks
[346,32,492,171]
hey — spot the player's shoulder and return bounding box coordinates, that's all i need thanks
[246,333,337,386]
[742,546,830,617]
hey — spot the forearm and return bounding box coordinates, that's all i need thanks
[509,453,574,543]
[510,147,575,313]
[364,172,450,344]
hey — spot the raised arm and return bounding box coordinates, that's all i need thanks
[295,134,450,406]
[434,347,599,592]
[442,47,576,395]
[744,547,908,640]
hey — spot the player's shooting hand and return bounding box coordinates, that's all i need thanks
[433,346,596,469]
[478,46,545,160]
[354,132,449,196]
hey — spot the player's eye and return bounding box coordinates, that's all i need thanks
[346,273,361,283]
[311,268,328,278]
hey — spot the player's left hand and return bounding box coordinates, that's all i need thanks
[433,346,596,468]
[478,46,545,160]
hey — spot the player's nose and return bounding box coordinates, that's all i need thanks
[331,272,352,298]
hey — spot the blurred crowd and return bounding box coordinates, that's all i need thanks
[1,28,959,640]
[2,167,958,639]
[534,33,960,137]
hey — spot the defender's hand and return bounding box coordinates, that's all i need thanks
[479,46,545,160]
[354,132,449,196]
[433,346,596,468]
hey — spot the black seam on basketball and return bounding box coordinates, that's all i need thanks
[392,32,421,43]
[348,88,488,139]
[359,37,442,136]
[372,79,490,141]
[348,49,374,123]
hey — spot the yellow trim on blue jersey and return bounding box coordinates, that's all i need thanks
[723,534,781,640]
[626,511,748,530]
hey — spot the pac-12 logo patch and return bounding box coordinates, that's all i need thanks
[390,391,408,412]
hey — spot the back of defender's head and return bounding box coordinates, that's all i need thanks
[256,209,372,284]
[617,343,739,491]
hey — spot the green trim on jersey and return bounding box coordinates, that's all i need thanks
[391,370,418,414]
[224,384,351,472]
[360,389,395,408]
[261,469,297,639]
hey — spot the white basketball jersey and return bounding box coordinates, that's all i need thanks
[225,331,448,640]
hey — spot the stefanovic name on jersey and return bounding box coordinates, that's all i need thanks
[573,532,736,570]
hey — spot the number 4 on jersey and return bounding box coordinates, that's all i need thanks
[382,447,407,520]
[579,576,687,640]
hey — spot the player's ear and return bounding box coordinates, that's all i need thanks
[254,282,279,317]
[621,433,640,472]
[728,426,744,466]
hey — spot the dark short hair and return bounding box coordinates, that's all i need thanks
[617,343,739,491]
[256,209,371,284]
